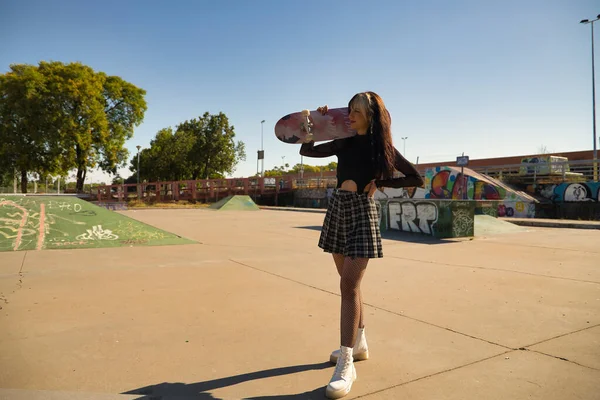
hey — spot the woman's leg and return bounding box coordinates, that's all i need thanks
[332,253,345,276]
[339,257,369,348]
[333,253,364,330]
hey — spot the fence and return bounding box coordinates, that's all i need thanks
[95,174,339,203]
[465,158,598,187]
[6,158,597,202]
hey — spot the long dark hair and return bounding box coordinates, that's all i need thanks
[348,91,395,180]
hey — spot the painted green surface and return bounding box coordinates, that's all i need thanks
[474,215,527,236]
[475,201,500,217]
[209,195,259,211]
[0,196,195,252]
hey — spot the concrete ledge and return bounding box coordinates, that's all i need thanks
[503,218,600,230]
[259,206,327,214]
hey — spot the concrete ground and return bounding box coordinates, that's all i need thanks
[0,208,599,400]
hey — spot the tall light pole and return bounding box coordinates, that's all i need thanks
[136,145,141,183]
[260,120,265,177]
[581,14,599,180]
[401,137,408,156]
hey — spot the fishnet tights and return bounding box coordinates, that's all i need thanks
[333,253,369,348]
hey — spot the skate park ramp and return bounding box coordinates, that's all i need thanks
[474,214,528,237]
[0,195,195,252]
[208,195,259,211]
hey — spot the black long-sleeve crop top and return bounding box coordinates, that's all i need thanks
[299,135,424,193]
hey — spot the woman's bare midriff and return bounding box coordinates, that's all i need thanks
[340,180,358,192]
[340,179,373,194]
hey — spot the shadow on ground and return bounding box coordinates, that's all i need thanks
[295,226,461,245]
[123,362,331,399]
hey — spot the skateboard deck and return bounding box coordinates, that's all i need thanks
[274,107,356,144]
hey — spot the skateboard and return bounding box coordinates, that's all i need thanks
[274,107,356,144]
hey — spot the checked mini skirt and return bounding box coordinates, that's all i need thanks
[318,189,383,259]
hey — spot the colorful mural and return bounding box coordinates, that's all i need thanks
[536,182,600,203]
[518,156,570,176]
[375,166,537,218]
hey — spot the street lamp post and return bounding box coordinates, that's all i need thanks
[580,14,600,180]
[260,120,266,177]
[401,137,408,156]
[136,145,141,183]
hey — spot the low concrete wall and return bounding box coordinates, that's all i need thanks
[293,189,476,238]
[535,203,600,220]
[293,188,330,209]
[378,199,475,238]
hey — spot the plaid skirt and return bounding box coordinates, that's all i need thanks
[318,189,383,259]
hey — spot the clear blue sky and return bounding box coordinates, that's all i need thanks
[1,0,598,183]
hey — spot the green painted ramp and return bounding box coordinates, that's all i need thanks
[474,215,528,236]
[209,195,259,211]
[0,196,195,252]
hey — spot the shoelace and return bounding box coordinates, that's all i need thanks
[332,357,351,380]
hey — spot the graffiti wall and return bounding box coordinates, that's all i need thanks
[536,182,600,203]
[378,199,474,238]
[375,166,536,218]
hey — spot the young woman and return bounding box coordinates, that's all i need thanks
[300,91,424,399]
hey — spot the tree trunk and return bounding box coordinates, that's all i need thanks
[204,157,210,180]
[76,167,87,193]
[75,144,87,193]
[20,170,28,193]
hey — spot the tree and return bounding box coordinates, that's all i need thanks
[537,145,549,155]
[138,127,196,181]
[130,112,246,181]
[183,112,246,179]
[262,161,339,177]
[0,170,12,188]
[0,64,65,192]
[324,162,338,171]
[0,61,147,193]
[290,163,320,174]
[39,62,147,192]
[112,175,124,185]
[124,174,138,184]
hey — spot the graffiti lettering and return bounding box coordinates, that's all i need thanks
[51,240,89,247]
[389,201,438,235]
[76,225,119,241]
[120,239,148,245]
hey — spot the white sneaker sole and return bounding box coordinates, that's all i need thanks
[325,367,357,399]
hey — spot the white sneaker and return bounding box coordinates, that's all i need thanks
[326,346,356,399]
[330,327,369,363]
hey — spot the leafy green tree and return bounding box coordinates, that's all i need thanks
[182,112,246,179]
[39,62,147,192]
[0,61,147,193]
[289,163,320,174]
[130,112,245,181]
[264,164,290,177]
[0,64,64,192]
